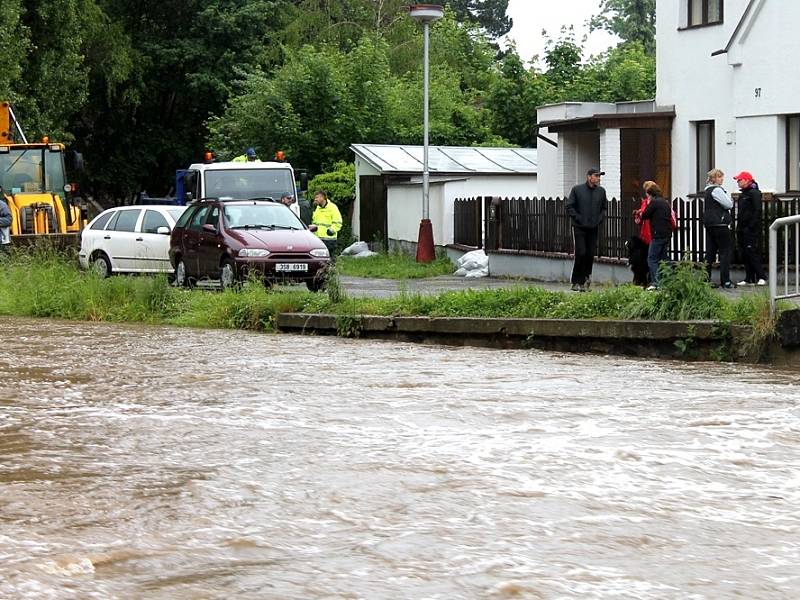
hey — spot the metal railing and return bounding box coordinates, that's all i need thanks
[769,214,800,313]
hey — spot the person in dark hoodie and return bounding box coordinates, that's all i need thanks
[566,168,608,291]
[640,183,672,289]
[733,171,767,286]
[703,168,735,289]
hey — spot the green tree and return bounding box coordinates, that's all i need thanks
[71,0,293,200]
[447,0,512,39]
[542,28,585,97]
[485,48,549,147]
[0,0,29,103]
[590,0,656,56]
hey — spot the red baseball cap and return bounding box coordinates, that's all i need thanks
[733,171,754,182]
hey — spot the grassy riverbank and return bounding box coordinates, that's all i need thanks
[336,251,454,279]
[0,250,776,347]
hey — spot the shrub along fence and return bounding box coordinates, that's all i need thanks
[453,195,800,266]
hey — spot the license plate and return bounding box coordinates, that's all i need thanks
[275,263,308,272]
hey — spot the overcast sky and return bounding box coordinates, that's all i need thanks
[503,0,621,65]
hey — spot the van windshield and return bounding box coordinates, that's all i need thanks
[223,203,305,230]
[204,168,294,201]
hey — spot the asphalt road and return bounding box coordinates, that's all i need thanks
[334,275,779,301]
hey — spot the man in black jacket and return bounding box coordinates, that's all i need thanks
[733,171,767,286]
[566,168,608,291]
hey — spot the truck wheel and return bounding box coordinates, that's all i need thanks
[220,259,238,290]
[91,252,112,278]
[174,258,192,288]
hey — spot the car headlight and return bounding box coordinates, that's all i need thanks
[310,248,330,258]
[238,248,270,257]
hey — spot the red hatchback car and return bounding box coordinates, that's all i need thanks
[169,199,330,290]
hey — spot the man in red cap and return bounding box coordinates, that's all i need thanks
[734,171,767,286]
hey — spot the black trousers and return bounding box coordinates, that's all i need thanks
[737,229,766,282]
[322,238,338,264]
[572,226,598,285]
[705,226,732,285]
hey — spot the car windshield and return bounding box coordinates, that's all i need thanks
[167,208,186,222]
[223,203,304,230]
[204,168,293,201]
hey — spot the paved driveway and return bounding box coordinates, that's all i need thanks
[335,275,781,301]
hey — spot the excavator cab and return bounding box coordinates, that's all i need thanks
[1,101,85,243]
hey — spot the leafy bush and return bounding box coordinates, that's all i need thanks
[622,260,725,321]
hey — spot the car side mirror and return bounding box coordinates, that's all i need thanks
[299,170,308,192]
[157,226,170,235]
[202,223,217,233]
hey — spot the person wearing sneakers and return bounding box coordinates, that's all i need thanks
[640,183,672,290]
[733,171,767,286]
[703,168,735,289]
[566,168,608,292]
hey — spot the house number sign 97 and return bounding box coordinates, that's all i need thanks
[754,87,762,98]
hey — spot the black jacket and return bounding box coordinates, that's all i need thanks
[641,195,672,239]
[703,185,733,228]
[737,182,762,233]
[566,182,607,229]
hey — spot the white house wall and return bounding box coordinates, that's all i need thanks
[599,129,621,199]
[387,185,425,244]
[537,128,560,198]
[556,131,602,197]
[657,0,800,193]
[385,175,538,245]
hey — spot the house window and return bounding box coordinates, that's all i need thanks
[696,121,715,192]
[788,115,800,192]
[688,0,723,27]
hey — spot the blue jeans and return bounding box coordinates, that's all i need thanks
[647,237,670,286]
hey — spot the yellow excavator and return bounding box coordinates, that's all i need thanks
[1,100,86,246]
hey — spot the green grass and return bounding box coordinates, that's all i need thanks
[0,248,314,332]
[335,250,455,279]
[0,250,780,353]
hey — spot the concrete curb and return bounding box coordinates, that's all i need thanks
[276,313,755,362]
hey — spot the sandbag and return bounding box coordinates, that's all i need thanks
[341,241,370,256]
[454,249,488,278]
[351,250,378,258]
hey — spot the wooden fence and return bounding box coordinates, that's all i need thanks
[452,195,800,265]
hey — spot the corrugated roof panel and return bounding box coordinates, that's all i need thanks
[478,148,538,172]
[439,147,510,172]
[413,147,466,172]
[351,144,537,174]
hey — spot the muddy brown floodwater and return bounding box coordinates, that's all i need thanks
[1,317,799,599]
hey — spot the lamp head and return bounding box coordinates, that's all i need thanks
[408,3,444,23]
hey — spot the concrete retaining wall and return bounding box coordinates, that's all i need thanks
[276,313,755,362]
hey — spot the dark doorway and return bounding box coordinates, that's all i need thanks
[621,129,671,202]
[359,175,387,250]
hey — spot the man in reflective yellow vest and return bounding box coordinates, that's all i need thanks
[232,147,259,162]
[309,190,342,260]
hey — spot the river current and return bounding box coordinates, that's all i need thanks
[1,317,798,599]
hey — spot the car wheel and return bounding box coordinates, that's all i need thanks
[306,277,326,292]
[174,258,193,288]
[220,259,238,290]
[91,252,112,278]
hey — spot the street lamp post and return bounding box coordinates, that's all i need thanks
[409,3,443,263]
